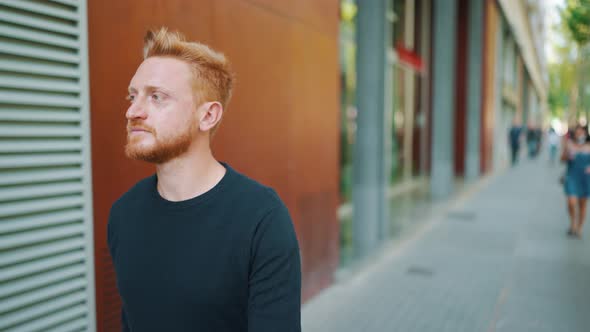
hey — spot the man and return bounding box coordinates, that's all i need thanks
[108,28,301,331]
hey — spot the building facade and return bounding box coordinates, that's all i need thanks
[340,0,548,266]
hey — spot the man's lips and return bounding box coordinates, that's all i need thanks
[128,127,151,133]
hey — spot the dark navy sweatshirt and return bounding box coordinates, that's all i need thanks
[107,163,301,331]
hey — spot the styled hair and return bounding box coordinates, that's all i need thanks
[143,27,235,115]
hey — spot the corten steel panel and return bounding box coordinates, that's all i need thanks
[210,0,293,196]
[244,0,296,19]
[88,1,214,330]
[290,24,340,301]
[211,0,340,302]
[454,0,468,176]
[297,0,339,36]
[245,0,337,36]
[90,0,340,328]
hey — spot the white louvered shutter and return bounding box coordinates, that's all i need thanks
[0,1,96,331]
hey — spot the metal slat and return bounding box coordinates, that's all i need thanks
[0,168,83,186]
[0,58,79,78]
[0,236,85,267]
[50,0,79,7]
[0,41,79,64]
[0,263,85,298]
[44,317,87,332]
[0,91,80,107]
[0,108,80,122]
[0,11,78,36]
[0,250,84,284]
[9,305,87,332]
[0,223,84,250]
[0,0,79,21]
[0,277,86,314]
[0,181,83,202]
[0,140,82,153]
[0,154,83,169]
[0,291,85,330]
[0,75,80,93]
[0,125,82,137]
[0,209,83,239]
[0,23,78,49]
[0,195,83,219]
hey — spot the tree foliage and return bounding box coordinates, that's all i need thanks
[548,61,575,118]
[563,0,590,45]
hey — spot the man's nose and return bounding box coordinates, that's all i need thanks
[126,99,147,120]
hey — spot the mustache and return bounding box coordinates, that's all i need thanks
[127,121,154,133]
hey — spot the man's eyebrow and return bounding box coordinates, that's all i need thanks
[144,85,172,94]
[128,85,172,94]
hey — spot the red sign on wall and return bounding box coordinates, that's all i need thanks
[395,44,425,73]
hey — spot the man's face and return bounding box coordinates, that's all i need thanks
[125,57,198,163]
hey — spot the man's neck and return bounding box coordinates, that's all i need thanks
[155,146,226,202]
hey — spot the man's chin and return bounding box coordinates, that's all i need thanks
[125,144,161,163]
[124,135,193,164]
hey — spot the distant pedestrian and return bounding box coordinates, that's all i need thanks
[561,125,590,238]
[508,122,522,166]
[548,127,559,164]
[535,127,543,156]
[527,125,538,159]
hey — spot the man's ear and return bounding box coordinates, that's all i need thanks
[198,101,223,132]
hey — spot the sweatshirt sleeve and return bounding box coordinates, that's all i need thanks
[107,204,131,331]
[248,203,302,332]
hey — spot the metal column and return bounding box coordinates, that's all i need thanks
[430,0,458,198]
[465,0,485,181]
[353,0,390,258]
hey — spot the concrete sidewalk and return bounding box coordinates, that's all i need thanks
[302,158,590,332]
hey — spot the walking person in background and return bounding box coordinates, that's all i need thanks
[508,120,522,166]
[548,127,560,165]
[534,126,543,157]
[561,125,590,238]
[527,124,538,159]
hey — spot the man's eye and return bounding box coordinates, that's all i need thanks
[126,95,135,102]
[151,93,162,101]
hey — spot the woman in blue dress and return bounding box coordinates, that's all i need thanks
[562,125,590,238]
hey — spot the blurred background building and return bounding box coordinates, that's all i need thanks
[0,0,547,331]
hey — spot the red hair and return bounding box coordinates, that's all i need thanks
[143,27,235,114]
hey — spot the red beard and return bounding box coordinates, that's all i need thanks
[125,121,195,164]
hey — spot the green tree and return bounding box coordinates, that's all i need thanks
[549,7,578,121]
[563,0,590,45]
[554,0,590,122]
[548,61,575,119]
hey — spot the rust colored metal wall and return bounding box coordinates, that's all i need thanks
[88,0,339,330]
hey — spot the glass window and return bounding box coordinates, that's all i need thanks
[339,0,357,203]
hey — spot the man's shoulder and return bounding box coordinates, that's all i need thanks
[229,167,297,249]
[229,166,284,209]
[110,175,155,213]
[225,166,290,229]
